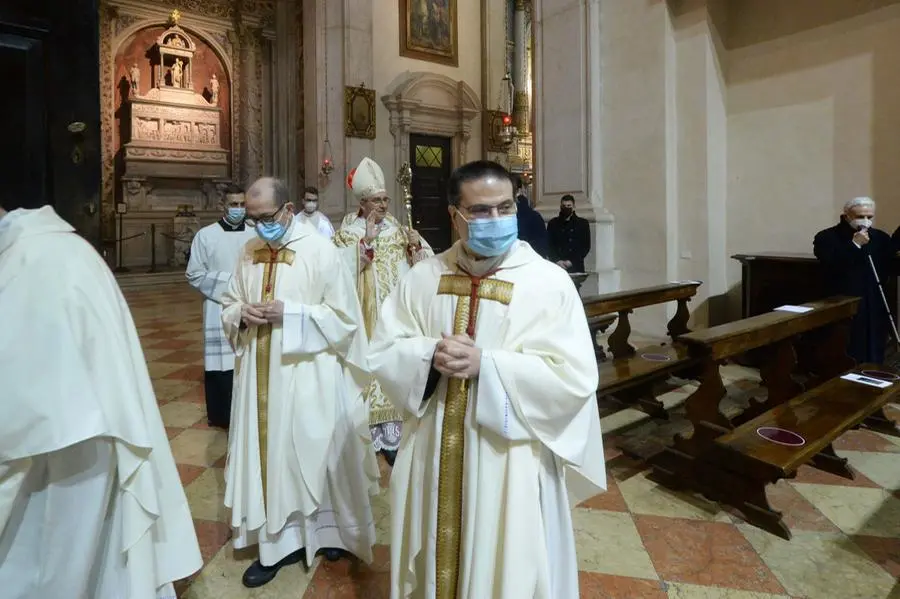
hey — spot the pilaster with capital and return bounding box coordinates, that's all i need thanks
[512,0,529,133]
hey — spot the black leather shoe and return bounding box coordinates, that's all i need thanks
[241,548,305,588]
[321,548,349,562]
[381,449,397,467]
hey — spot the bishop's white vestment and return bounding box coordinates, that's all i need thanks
[221,219,379,567]
[0,206,202,599]
[369,241,607,599]
[334,212,433,450]
[295,210,335,239]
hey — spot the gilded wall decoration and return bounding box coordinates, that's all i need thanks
[344,84,376,139]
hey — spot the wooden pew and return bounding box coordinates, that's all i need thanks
[649,297,861,535]
[585,312,617,362]
[583,281,703,417]
[707,364,900,539]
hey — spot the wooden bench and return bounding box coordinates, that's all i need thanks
[704,364,900,539]
[649,297,860,511]
[583,281,703,417]
[584,312,617,362]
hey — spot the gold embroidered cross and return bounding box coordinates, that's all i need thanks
[434,273,514,599]
[251,246,294,503]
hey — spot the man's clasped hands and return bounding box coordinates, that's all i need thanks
[433,333,481,379]
[241,300,284,327]
[241,302,481,379]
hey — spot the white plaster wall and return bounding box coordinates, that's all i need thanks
[371,0,483,180]
[725,2,900,302]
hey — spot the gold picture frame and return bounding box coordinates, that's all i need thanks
[399,0,458,67]
[344,85,376,139]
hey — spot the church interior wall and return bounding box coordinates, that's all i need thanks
[724,0,900,310]
[597,0,900,334]
[371,0,483,190]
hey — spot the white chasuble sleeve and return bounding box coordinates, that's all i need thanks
[369,271,440,418]
[185,232,231,303]
[475,352,534,441]
[281,248,370,367]
[220,249,253,356]
[488,280,607,501]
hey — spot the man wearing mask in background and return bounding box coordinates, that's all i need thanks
[547,194,591,273]
[369,160,606,599]
[221,177,378,588]
[186,186,256,428]
[333,157,433,466]
[295,185,334,239]
[513,175,549,258]
[814,196,895,363]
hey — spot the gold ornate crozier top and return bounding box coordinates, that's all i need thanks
[396,161,414,230]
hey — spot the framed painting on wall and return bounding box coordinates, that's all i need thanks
[399,0,458,67]
[344,84,376,139]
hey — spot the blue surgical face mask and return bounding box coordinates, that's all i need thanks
[225,207,245,224]
[256,219,288,244]
[460,213,518,257]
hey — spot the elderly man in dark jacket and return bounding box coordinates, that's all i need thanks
[814,196,895,364]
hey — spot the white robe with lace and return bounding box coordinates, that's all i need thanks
[369,241,607,599]
[220,219,379,566]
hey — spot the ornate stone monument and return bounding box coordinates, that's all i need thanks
[118,10,230,269]
[122,11,228,182]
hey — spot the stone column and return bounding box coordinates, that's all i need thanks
[533,0,617,296]
[512,0,529,133]
[274,0,299,193]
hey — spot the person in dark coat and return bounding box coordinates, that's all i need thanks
[513,176,549,258]
[547,194,591,273]
[814,196,895,364]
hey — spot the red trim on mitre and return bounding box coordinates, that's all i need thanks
[347,168,357,189]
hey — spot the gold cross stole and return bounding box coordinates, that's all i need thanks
[434,273,514,599]
[252,246,295,503]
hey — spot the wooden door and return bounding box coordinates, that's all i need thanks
[0,0,102,248]
[409,133,452,253]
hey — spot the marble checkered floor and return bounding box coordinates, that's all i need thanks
[126,283,900,599]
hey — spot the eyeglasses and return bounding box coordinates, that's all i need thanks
[244,204,285,227]
[459,200,517,220]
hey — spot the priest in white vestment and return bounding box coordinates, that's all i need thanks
[369,161,607,599]
[295,185,335,239]
[0,205,202,599]
[221,177,378,588]
[333,156,434,465]
[186,188,256,428]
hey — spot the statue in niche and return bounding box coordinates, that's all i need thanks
[129,63,140,96]
[173,59,184,88]
[210,73,219,105]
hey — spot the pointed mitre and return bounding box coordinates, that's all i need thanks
[348,157,386,200]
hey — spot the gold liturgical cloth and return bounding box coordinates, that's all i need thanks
[434,273,514,599]
[252,247,295,503]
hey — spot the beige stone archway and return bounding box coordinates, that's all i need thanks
[381,72,480,209]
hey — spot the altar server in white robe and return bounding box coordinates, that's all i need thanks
[221,177,379,588]
[295,185,335,239]
[186,188,256,428]
[369,161,607,599]
[0,204,202,599]
[333,156,433,466]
